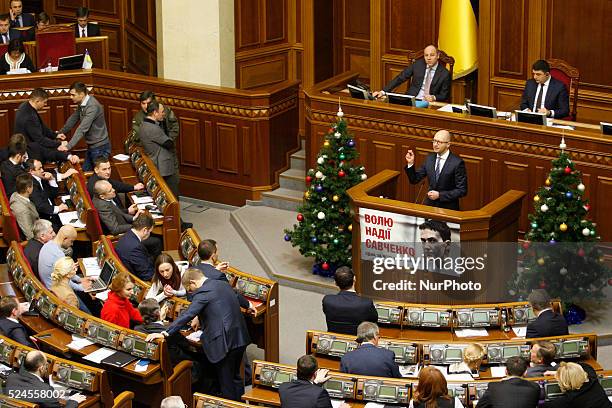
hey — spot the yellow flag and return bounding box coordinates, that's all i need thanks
[438,0,478,79]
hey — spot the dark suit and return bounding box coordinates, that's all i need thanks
[542,363,612,408]
[476,377,541,408]
[340,343,401,378]
[384,59,452,102]
[10,13,35,28]
[92,196,133,235]
[166,279,250,401]
[30,176,62,231]
[87,173,134,203]
[525,363,556,377]
[0,317,35,348]
[322,290,378,335]
[135,322,197,367]
[193,263,251,309]
[74,22,101,37]
[0,159,26,197]
[14,101,61,158]
[0,52,36,75]
[520,77,569,119]
[279,379,333,408]
[24,239,43,279]
[405,151,467,210]
[0,28,23,44]
[114,229,155,281]
[526,309,569,339]
[6,369,78,408]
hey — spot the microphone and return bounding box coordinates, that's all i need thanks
[415,178,426,205]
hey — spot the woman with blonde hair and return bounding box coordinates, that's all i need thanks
[543,361,611,407]
[50,257,80,309]
[448,343,485,376]
[101,272,143,329]
[410,366,464,408]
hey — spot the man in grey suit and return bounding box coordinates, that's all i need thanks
[9,173,39,240]
[58,82,111,171]
[92,179,142,235]
[138,100,180,199]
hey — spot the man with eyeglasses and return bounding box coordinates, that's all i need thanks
[405,130,467,210]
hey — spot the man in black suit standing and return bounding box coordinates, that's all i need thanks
[322,266,377,335]
[8,1,35,27]
[340,322,400,378]
[5,351,87,408]
[520,59,569,119]
[24,219,55,279]
[526,289,569,338]
[405,130,467,210]
[74,7,100,37]
[145,268,251,401]
[279,355,351,408]
[114,212,159,281]
[373,45,452,102]
[476,356,540,408]
[0,296,35,348]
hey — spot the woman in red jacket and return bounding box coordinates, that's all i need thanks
[101,272,143,329]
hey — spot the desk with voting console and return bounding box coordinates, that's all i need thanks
[6,242,193,407]
[193,393,251,408]
[0,334,111,407]
[372,300,562,341]
[244,359,612,408]
[306,330,599,375]
[176,228,281,362]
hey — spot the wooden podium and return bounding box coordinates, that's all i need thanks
[35,26,75,67]
[348,170,526,305]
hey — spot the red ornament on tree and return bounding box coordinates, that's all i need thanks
[338,170,346,178]
[577,248,585,257]
[297,213,304,222]
[608,278,612,286]
[522,241,530,250]
[305,176,312,184]
[584,204,590,212]
[539,281,547,289]
[564,166,571,174]
[321,262,329,270]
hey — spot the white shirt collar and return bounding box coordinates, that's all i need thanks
[31,373,45,383]
[81,94,90,106]
[7,317,19,324]
[17,193,30,202]
[543,76,551,87]
[427,63,439,72]
[131,229,142,241]
[537,307,552,317]
[437,149,450,160]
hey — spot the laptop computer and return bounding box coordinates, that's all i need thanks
[85,261,115,293]
[58,54,85,71]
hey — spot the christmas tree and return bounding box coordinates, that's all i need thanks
[508,138,611,303]
[284,106,367,277]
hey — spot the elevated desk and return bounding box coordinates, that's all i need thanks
[305,72,612,242]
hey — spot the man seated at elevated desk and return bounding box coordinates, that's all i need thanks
[520,59,569,119]
[373,45,452,103]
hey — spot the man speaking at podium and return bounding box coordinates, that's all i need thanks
[405,130,467,210]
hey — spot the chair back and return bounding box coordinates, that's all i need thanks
[547,58,579,121]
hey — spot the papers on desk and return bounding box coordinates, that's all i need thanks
[83,347,116,364]
[446,373,475,381]
[186,330,203,342]
[82,257,101,276]
[67,335,94,350]
[7,68,30,74]
[113,153,130,161]
[490,366,507,377]
[364,403,386,408]
[455,328,489,337]
[95,290,109,302]
[176,261,189,275]
[399,364,420,378]
[512,325,527,338]
[60,195,71,203]
[331,400,346,408]
[0,362,13,375]
[59,211,86,228]
[133,195,154,204]
[550,123,575,130]
[438,103,466,113]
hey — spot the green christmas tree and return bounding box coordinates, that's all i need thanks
[509,138,611,303]
[284,107,366,276]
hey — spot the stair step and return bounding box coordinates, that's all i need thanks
[280,168,306,190]
[262,188,304,211]
[290,149,306,170]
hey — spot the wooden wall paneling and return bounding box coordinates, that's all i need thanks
[88,0,119,15]
[503,161,530,233]
[494,0,528,79]
[371,140,394,175]
[264,0,287,43]
[216,123,239,175]
[242,127,252,176]
[384,0,437,56]
[460,155,484,211]
[38,108,52,128]
[0,110,9,147]
[107,106,129,149]
[178,118,202,168]
[235,0,261,50]
[313,0,334,83]
[236,51,288,89]
[204,120,214,171]
[52,103,68,132]
[338,0,370,80]
[594,176,612,242]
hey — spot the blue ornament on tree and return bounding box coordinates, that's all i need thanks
[347,139,355,148]
[315,185,323,193]
[311,237,318,243]
[284,234,291,242]
[549,239,556,245]
[564,304,586,325]
[565,191,573,199]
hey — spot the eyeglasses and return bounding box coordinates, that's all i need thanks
[432,140,449,145]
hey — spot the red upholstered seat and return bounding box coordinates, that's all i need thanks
[548,58,580,121]
[0,43,7,55]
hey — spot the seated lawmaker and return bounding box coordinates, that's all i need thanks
[525,341,557,377]
[50,257,81,310]
[322,266,377,335]
[114,212,158,281]
[0,39,35,74]
[0,296,35,348]
[476,356,539,408]
[373,45,451,102]
[27,159,69,232]
[411,366,465,408]
[24,219,55,279]
[86,156,144,199]
[0,13,22,44]
[520,59,569,119]
[146,253,186,302]
[542,362,612,408]
[448,343,485,376]
[9,1,35,28]
[101,272,143,329]
[5,350,87,408]
[340,322,400,378]
[35,11,50,31]
[526,289,568,338]
[10,173,40,240]
[75,7,100,37]
[1,138,28,197]
[92,179,144,234]
[279,354,351,408]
